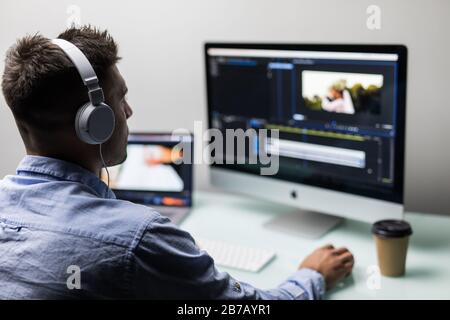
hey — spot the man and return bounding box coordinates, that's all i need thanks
[0,26,354,299]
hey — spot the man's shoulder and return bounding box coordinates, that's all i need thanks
[0,175,165,251]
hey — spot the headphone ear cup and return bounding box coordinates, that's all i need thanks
[75,102,115,145]
[75,103,93,144]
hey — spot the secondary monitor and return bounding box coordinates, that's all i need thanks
[106,132,193,208]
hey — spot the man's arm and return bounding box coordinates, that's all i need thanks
[127,214,352,299]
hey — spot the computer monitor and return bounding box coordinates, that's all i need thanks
[106,133,193,208]
[205,43,407,237]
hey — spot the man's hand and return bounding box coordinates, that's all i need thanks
[299,244,354,290]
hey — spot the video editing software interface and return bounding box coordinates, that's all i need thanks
[108,134,193,207]
[206,46,405,202]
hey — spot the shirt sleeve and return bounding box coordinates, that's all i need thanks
[128,214,325,300]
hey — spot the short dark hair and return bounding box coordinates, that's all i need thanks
[1,26,120,130]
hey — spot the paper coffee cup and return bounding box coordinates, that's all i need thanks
[372,220,413,277]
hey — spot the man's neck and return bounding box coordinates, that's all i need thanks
[26,150,101,176]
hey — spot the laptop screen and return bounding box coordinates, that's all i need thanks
[104,133,193,207]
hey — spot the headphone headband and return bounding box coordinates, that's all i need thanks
[50,38,115,145]
[51,38,104,105]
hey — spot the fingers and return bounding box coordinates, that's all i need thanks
[320,244,335,250]
[332,247,349,255]
[334,253,355,275]
[332,259,354,282]
[331,247,354,264]
[343,261,354,269]
[342,260,354,277]
[331,249,354,273]
[338,251,354,264]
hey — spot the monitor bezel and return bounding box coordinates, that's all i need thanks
[204,43,407,204]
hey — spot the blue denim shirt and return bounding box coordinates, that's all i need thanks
[0,156,325,299]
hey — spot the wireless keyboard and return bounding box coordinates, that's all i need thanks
[196,238,276,272]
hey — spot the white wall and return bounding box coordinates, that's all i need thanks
[1,0,449,215]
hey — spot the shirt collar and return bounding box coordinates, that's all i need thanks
[16,155,116,199]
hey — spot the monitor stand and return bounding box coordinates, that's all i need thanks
[264,209,343,239]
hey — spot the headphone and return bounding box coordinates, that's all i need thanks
[51,39,115,145]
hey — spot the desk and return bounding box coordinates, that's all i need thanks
[181,191,450,299]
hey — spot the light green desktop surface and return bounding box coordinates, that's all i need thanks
[181,191,450,300]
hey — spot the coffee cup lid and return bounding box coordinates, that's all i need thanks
[372,219,413,238]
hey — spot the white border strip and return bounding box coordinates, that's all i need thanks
[207,48,398,62]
